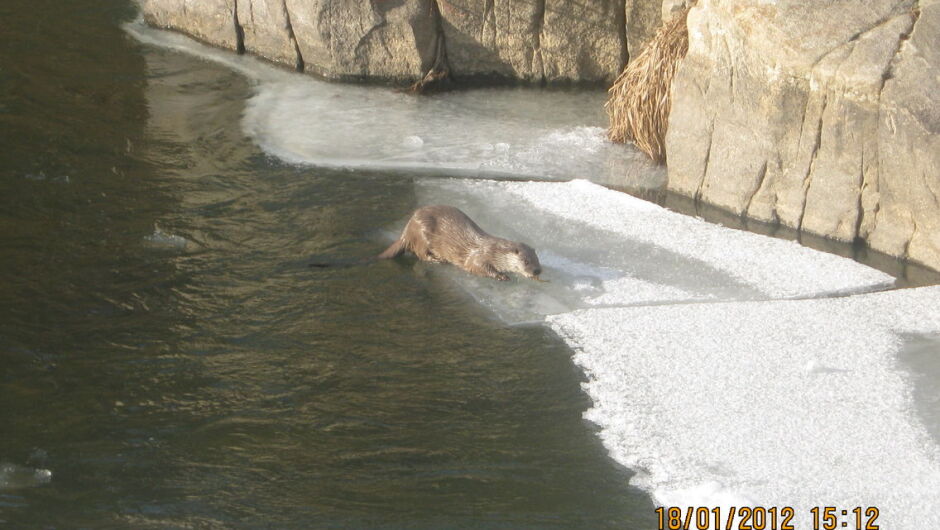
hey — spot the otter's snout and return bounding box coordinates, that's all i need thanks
[528,267,548,282]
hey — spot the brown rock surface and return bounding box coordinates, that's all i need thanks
[139,0,667,84]
[665,0,940,269]
[141,0,239,49]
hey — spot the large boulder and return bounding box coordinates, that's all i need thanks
[665,0,940,270]
[436,0,629,82]
[139,0,666,85]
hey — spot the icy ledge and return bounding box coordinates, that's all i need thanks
[550,287,940,529]
[412,179,894,324]
[484,179,895,299]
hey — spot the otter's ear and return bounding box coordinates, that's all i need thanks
[513,248,521,254]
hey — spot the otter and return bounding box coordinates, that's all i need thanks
[378,205,543,281]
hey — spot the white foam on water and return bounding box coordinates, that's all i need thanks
[0,463,52,490]
[549,287,940,529]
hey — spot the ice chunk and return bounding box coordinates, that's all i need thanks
[123,20,292,83]
[242,82,660,185]
[549,286,940,529]
[143,227,192,251]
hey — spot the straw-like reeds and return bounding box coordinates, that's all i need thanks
[606,6,691,164]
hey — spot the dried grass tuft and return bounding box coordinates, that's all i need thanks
[606,6,691,164]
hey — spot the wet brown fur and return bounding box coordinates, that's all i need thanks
[379,206,542,281]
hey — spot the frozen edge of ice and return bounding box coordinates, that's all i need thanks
[548,287,940,528]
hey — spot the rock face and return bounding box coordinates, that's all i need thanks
[141,0,240,50]
[284,1,438,81]
[666,0,940,270]
[139,0,664,84]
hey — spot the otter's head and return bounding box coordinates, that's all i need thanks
[495,241,543,280]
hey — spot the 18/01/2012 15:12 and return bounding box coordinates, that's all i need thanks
[654,506,880,530]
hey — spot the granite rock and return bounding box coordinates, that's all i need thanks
[665,0,939,269]
[140,0,666,84]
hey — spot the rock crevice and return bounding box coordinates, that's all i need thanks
[233,0,245,54]
[281,0,304,71]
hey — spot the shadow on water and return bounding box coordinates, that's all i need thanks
[0,1,656,527]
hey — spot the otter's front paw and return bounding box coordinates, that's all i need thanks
[495,273,510,281]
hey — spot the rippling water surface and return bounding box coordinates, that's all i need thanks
[0,0,657,527]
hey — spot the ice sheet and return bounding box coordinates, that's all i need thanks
[549,286,940,529]
[124,21,664,189]
[412,179,892,323]
[485,179,896,298]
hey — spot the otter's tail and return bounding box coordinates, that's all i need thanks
[377,238,405,260]
[308,239,404,269]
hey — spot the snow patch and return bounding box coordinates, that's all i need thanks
[550,287,940,529]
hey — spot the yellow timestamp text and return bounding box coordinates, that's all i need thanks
[654,506,881,530]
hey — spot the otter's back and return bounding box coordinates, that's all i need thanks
[407,206,489,261]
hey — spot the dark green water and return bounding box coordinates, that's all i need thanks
[0,1,656,527]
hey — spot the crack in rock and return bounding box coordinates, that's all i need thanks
[744,160,769,217]
[281,0,304,72]
[694,124,714,202]
[233,0,246,54]
[797,94,827,232]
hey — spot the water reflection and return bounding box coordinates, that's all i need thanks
[0,1,655,527]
